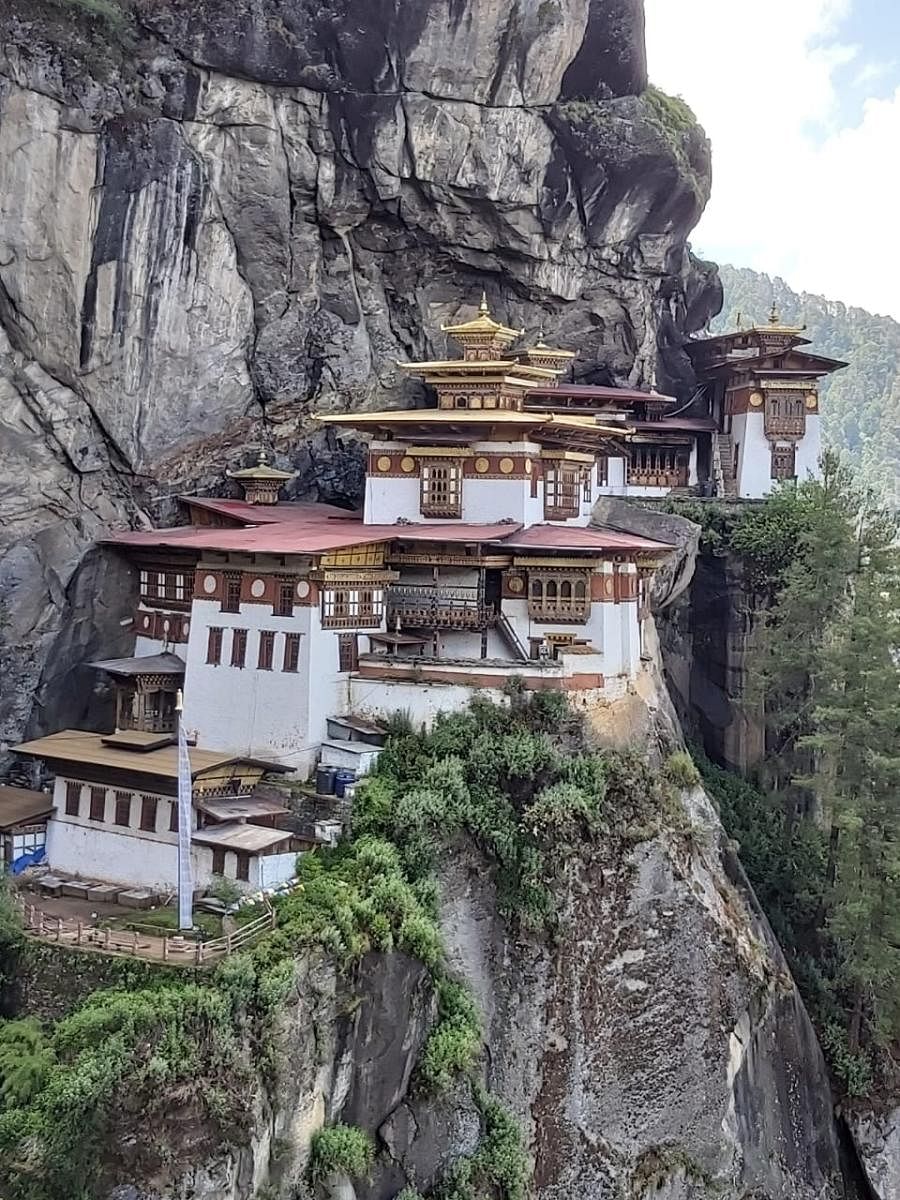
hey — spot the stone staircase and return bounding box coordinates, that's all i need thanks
[714,433,738,498]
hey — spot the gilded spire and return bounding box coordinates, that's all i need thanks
[479,290,490,316]
[768,301,780,326]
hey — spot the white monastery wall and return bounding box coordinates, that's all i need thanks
[796,415,821,484]
[732,412,771,499]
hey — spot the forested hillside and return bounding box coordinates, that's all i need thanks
[714,264,900,497]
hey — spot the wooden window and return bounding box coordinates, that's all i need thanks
[207,626,223,665]
[420,459,463,518]
[89,787,106,822]
[236,853,250,882]
[771,444,796,481]
[596,457,608,487]
[222,572,242,613]
[283,632,301,672]
[274,578,294,618]
[169,802,179,833]
[528,571,591,622]
[628,446,688,488]
[582,468,592,502]
[140,795,158,833]
[65,781,81,816]
[543,464,580,519]
[138,565,190,610]
[231,628,247,668]
[338,633,359,673]
[258,630,275,670]
[321,588,384,629]
[211,847,226,875]
[114,791,132,827]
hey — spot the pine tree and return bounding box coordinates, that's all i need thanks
[798,498,900,1059]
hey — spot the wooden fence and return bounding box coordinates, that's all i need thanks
[14,899,275,967]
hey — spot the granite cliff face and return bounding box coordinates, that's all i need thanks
[0,0,719,750]
[78,661,865,1200]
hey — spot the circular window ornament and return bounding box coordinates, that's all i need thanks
[604,576,615,596]
[182,621,190,637]
[202,574,217,594]
[296,580,311,599]
[142,615,151,630]
[474,457,490,474]
[376,455,392,472]
[805,393,818,410]
[749,391,764,408]
[524,459,532,474]
[250,578,266,598]
[162,619,171,633]
[499,457,515,475]
[507,575,524,594]
[400,456,416,473]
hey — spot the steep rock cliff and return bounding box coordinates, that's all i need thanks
[76,663,863,1200]
[0,0,720,751]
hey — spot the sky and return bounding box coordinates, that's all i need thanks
[644,0,900,319]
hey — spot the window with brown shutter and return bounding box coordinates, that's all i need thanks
[222,572,242,613]
[114,792,131,827]
[543,464,580,518]
[231,628,247,668]
[771,444,796,481]
[169,802,179,833]
[212,847,226,875]
[65,781,81,816]
[596,457,608,487]
[258,630,275,670]
[274,578,294,618]
[420,459,463,517]
[338,633,359,673]
[236,853,250,882]
[140,795,158,833]
[89,787,106,822]
[283,632,301,672]
[207,626,223,665]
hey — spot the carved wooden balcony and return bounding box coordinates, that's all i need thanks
[386,585,497,630]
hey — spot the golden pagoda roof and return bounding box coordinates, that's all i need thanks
[747,302,806,335]
[522,339,576,361]
[440,293,524,343]
[396,359,560,384]
[317,408,629,438]
[226,450,294,482]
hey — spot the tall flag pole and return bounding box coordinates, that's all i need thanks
[175,690,194,931]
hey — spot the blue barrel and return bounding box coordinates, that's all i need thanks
[334,768,356,798]
[316,765,337,796]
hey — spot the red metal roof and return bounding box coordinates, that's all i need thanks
[630,417,717,433]
[104,508,525,556]
[488,524,674,553]
[184,498,360,525]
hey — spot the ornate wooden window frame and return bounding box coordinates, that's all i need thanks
[321,587,385,629]
[527,570,591,623]
[420,458,463,518]
[543,463,581,519]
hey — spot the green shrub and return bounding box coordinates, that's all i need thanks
[418,980,481,1093]
[308,1124,374,1182]
[663,751,701,789]
[0,1020,55,1109]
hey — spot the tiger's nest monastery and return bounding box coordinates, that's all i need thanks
[9,298,844,894]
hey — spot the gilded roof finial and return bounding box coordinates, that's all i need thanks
[258,446,270,466]
[479,290,490,316]
[768,300,780,326]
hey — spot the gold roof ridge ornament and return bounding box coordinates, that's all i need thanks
[440,292,525,345]
[226,447,294,505]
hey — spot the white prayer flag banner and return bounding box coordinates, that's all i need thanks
[177,720,194,930]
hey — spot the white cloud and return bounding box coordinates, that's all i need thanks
[645,0,900,319]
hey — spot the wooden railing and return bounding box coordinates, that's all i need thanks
[14,897,275,967]
[387,585,496,630]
